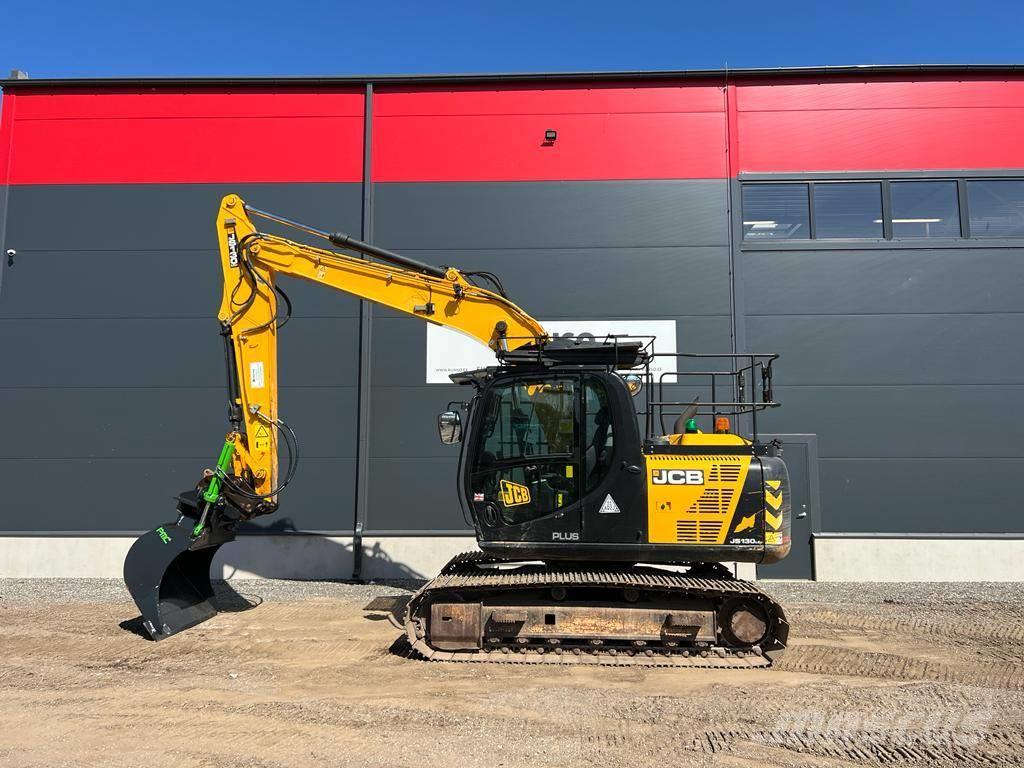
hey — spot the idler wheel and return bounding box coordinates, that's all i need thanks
[720,599,770,646]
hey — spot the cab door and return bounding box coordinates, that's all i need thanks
[467,375,584,543]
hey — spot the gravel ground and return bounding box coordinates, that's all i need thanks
[0,577,419,604]
[2,577,1023,768]
[2,576,1020,606]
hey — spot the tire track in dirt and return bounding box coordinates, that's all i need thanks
[790,605,1024,644]
[698,726,1024,766]
[779,644,1024,690]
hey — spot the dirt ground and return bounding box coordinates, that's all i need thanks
[1,578,1023,768]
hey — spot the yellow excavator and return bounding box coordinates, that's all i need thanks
[124,195,792,667]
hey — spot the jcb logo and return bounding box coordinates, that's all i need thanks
[500,479,531,507]
[651,469,705,485]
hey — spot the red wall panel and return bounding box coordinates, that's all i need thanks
[374,83,725,115]
[3,89,364,184]
[735,78,1024,173]
[0,93,15,184]
[738,77,1024,111]
[373,84,726,182]
[5,76,1024,184]
[13,89,364,119]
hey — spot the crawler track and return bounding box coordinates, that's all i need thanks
[404,552,789,667]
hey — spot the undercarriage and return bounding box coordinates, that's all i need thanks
[404,553,789,667]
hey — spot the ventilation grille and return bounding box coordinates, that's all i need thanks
[685,488,736,515]
[676,520,722,544]
[706,463,742,483]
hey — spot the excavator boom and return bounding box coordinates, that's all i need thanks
[214,195,545,498]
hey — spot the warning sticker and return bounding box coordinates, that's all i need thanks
[249,361,265,389]
[247,364,264,391]
[598,494,621,514]
[253,424,271,452]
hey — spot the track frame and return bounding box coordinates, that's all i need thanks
[405,553,789,667]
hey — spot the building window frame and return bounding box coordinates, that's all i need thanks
[809,180,886,240]
[738,169,1024,251]
[963,177,1024,239]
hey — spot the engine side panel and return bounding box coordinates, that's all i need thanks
[644,442,792,564]
[647,453,752,546]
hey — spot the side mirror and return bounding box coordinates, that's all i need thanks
[438,411,463,444]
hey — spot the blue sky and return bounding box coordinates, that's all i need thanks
[1,0,1020,78]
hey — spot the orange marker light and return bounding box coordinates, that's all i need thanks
[714,416,730,434]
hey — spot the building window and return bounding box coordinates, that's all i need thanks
[742,184,810,240]
[890,180,960,238]
[967,180,1024,238]
[742,177,1024,244]
[813,182,884,239]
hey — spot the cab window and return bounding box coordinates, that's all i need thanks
[472,378,579,525]
[478,378,576,461]
[583,377,615,491]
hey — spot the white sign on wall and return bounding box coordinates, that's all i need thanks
[425,320,677,384]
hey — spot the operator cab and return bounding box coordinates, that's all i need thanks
[439,340,647,556]
[437,338,789,566]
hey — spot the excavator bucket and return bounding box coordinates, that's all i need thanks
[123,514,232,641]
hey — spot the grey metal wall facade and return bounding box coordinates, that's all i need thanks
[0,178,733,535]
[0,183,362,533]
[3,183,1022,537]
[739,217,1024,534]
[367,180,733,533]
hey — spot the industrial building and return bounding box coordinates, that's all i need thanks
[1,64,1022,581]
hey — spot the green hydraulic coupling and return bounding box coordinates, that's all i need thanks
[203,436,237,504]
[194,435,237,537]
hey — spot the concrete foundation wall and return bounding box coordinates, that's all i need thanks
[2,535,1021,582]
[0,535,476,581]
[813,537,1024,582]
